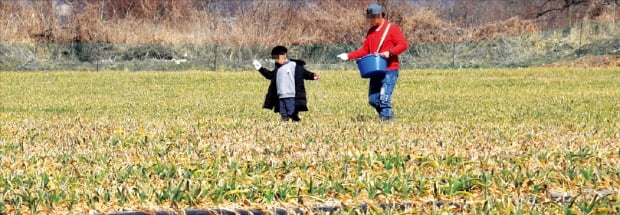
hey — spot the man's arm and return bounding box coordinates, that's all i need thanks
[347,35,371,60]
[387,25,408,56]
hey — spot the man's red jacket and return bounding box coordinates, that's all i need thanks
[347,20,408,71]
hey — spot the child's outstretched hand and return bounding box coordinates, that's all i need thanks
[314,73,320,80]
[252,60,262,71]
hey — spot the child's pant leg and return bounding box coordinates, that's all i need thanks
[278,99,288,119]
[285,98,296,117]
[279,98,296,119]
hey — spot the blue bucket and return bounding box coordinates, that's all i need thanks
[356,54,387,78]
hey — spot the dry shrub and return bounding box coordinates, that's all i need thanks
[584,1,620,22]
[0,0,616,45]
[0,1,52,43]
[394,8,538,44]
[468,18,539,42]
[72,0,196,44]
[399,9,456,44]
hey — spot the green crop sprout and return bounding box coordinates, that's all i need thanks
[0,68,618,214]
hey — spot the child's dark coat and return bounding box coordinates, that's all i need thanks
[258,59,316,113]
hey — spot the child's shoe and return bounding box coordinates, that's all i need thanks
[291,114,301,122]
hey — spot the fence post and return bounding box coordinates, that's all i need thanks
[213,44,218,71]
[96,42,99,72]
[578,22,583,58]
[613,0,617,59]
[452,43,456,69]
[450,5,456,69]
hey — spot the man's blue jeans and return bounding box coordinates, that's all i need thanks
[368,70,398,119]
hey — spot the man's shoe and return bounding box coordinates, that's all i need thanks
[380,116,394,122]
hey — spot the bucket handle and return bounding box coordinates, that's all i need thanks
[375,23,391,54]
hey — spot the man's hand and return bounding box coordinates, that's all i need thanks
[252,60,262,71]
[379,51,391,58]
[337,53,348,61]
[314,73,320,80]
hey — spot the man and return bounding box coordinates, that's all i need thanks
[337,3,408,121]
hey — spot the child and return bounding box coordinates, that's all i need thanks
[252,46,320,122]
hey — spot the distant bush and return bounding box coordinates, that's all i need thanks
[0,0,617,45]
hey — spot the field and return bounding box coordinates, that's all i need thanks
[0,68,619,214]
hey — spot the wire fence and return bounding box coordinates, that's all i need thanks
[0,21,618,72]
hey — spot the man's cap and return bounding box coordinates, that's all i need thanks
[366,3,383,16]
[271,46,288,55]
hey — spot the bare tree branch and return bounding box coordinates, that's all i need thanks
[535,0,591,18]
